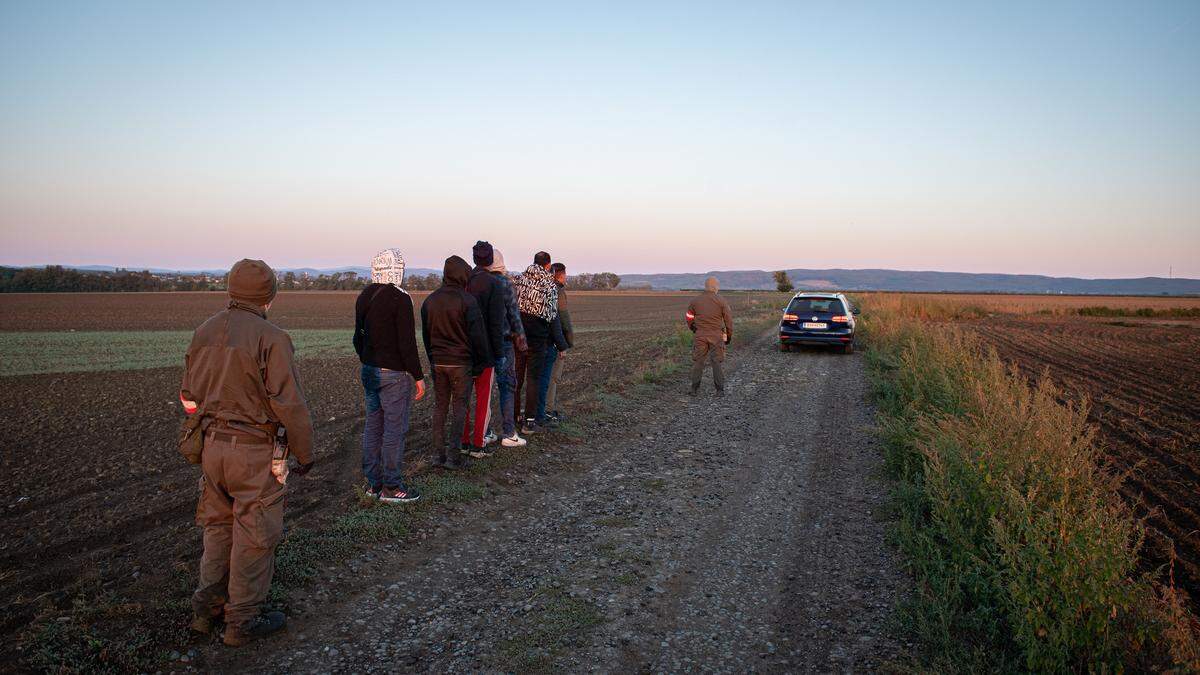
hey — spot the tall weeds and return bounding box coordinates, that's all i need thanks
[863,301,1199,671]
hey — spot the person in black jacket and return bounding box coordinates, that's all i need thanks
[421,255,493,469]
[354,248,425,503]
[459,241,507,456]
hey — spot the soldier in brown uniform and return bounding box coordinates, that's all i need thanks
[685,276,734,396]
[180,259,315,646]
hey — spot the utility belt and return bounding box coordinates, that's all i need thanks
[208,419,279,444]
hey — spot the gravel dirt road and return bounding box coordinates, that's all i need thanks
[208,328,905,672]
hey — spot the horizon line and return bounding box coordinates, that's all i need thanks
[1,261,1195,282]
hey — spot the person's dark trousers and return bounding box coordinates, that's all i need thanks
[522,348,547,424]
[432,365,471,463]
[493,341,517,437]
[514,348,529,422]
[361,365,414,491]
[536,343,559,421]
[690,336,726,392]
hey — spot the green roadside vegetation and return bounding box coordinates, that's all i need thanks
[860,296,1200,671]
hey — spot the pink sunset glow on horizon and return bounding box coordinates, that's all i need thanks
[1,3,1196,279]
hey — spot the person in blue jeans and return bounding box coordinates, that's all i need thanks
[486,249,529,446]
[360,366,416,497]
[536,286,570,425]
[353,249,426,503]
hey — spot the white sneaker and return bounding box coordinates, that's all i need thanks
[482,430,499,446]
[501,433,527,448]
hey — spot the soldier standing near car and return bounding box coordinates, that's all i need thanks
[686,276,734,396]
[180,259,315,646]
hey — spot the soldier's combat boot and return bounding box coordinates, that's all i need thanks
[223,611,286,647]
[190,613,216,635]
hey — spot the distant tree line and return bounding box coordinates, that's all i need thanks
[565,272,621,290]
[1,266,624,293]
[0,266,218,292]
[278,271,366,291]
[401,273,444,291]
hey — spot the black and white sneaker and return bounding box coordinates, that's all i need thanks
[482,430,499,446]
[380,486,420,504]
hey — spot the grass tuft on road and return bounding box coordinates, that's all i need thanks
[861,296,1200,672]
[496,586,605,672]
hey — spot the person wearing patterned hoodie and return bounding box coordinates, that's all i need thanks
[354,248,425,503]
[514,251,566,434]
[485,249,529,447]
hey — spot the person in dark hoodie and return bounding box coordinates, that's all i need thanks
[354,248,425,503]
[459,241,507,457]
[421,255,492,469]
[514,251,566,435]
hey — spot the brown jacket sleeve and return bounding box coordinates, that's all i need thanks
[264,333,315,464]
[722,297,734,338]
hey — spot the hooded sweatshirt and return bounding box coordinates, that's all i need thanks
[420,255,493,373]
[487,249,526,341]
[354,248,423,380]
[515,264,558,322]
[465,247,507,359]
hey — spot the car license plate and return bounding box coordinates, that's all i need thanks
[802,322,827,329]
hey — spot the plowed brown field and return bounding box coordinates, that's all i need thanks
[0,290,778,670]
[969,314,1200,603]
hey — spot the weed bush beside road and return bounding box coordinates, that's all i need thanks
[860,295,1200,671]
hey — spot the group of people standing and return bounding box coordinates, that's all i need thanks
[355,242,574,504]
[178,254,736,647]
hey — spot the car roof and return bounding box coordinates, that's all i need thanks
[791,292,843,299]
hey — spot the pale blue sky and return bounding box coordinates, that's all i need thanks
[1,1,1197,276]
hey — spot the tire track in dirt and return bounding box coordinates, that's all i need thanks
[207,328,905,673]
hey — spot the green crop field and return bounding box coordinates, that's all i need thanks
[0,329,355,377]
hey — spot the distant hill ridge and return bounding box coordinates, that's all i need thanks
[620,268,1200,295]
[9,264,1199,295]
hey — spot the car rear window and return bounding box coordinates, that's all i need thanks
[787,297,845,314]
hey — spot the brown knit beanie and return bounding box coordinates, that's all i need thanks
[228,259,278,305]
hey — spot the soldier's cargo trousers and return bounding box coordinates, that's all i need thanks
[691,336,726,391]
[192,428,286,627]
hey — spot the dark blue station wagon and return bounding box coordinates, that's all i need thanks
[779,292,859,354]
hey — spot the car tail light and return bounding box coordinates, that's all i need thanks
[782,314,799,321]
[831,315,849,322]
